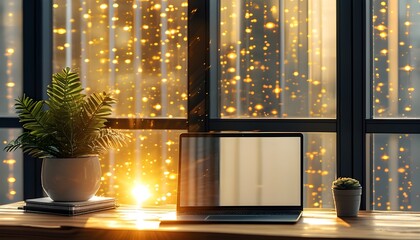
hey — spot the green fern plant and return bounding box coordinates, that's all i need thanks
[4,67,128,158]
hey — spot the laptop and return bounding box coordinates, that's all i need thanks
[160,132,303,223]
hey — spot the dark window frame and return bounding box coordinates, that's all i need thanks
[2,0,418,210]
[17,0,190,200]
[22,0,53,199]
[187,0,368,209]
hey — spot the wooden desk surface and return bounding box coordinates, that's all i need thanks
[1,203,420,240]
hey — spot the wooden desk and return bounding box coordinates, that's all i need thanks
[1,203,420,240]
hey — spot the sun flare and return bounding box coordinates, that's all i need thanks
[131,184,152,206]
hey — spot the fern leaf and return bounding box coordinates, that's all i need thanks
[85,128,128,155]
[76,92,115,137]
[46,67,84,111]
[14,95,50,137]
[4,132,59,158]
[45,67,86,156]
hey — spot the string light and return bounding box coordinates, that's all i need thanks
[50,0,338,209]
[0,1,23,203]
[52,0,187,206]
[372,0,419,211]
[219,0,336,208]
[11,0,412,211]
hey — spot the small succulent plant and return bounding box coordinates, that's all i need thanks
[332,177,361,190]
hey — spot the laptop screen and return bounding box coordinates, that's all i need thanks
[178,133,302,208]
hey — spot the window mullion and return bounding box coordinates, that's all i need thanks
[22,0,52,200]
[337,0,355,178]
[337,0,367,211]
[366,120,420,133]
[352,0,368,210]
[187,0,211,132]
[106,118,187,130]
[208,119,336,132]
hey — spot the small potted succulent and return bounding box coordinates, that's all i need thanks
[4,67,128,201]
[332,177,362,217]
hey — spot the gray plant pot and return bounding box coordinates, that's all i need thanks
[41,155,101,202]
[332,188,362,217]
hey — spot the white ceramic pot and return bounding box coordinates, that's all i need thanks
[41,155,101,202]
[332,188,362,217]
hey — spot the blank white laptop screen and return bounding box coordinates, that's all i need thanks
[178,134,302,208]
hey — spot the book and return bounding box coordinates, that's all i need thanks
[23,196,117,216]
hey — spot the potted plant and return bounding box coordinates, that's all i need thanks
[332,177,362,217]
[4,67,128,201]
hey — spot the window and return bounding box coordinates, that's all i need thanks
[218,0,336,119]
[52,0,188,205]
[370,0,420,211]
[5,0,420,211]
[371,134,420,210]
[52,0,188,118]
[0,0,23,204]
[50,0,337,208]
[215,0,337,208]
[207,0,337,208]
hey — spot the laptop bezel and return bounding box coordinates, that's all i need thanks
[176,132,304,215]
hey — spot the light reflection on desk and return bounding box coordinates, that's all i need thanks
[371,213,420,228]
[3,203,420,240]
[86,207,170,230]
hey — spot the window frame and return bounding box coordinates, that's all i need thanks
[9,0,420,210]
[22,0,53,199]
[18,0,190,200]
[365,0,420,210]
[336,0,368,209]
[0,0,52,200]
[188,0,368,209]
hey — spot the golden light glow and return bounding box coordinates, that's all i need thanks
[379,32,388,38]
[54,28,66,34]
[6,48,14,55]
[402,65,414,72]
[254,104,263,110]
[273,87,281,94]
[227,52,237,59]
[132,184,152,206]
[375,24,387,31]
[265,22,275,29]
[47,0,338,210]
[226,107,236,113]
[3,159,16,165]
[154,104,162,110]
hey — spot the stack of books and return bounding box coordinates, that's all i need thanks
[23,196,116,216]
